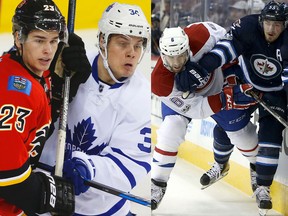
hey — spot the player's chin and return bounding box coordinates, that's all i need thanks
[38,61,51,71]
[172,68,182,73]
[122,67,136,76]
[122,71,135,78]
[41,65,50,72]
[265,34,277,43]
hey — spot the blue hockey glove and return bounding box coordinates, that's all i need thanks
[175,61,208,92]
[221,84,258,110]
[63,151,96,195]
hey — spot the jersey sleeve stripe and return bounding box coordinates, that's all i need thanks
[111,147,150,173]
[105,153,136,188]
[0,161,31,186]
[216,41,237,60]
[210,48,227,66]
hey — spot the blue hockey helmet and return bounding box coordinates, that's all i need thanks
[260,1,288,24]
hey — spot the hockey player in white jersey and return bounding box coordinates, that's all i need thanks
[39,2,151,216]
[174,2,288,215]
[151,23,259,210]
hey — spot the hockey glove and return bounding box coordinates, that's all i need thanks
[62,33,91,75]
[62,33,92,101]
[63,151,96,195]
[175,61,208,92]
[222,61,241,86]
[36,172,75,215]
[221,84,258,110]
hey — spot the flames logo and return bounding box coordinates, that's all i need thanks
[29,124,50,168]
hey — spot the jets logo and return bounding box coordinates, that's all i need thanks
[250,54,282,80]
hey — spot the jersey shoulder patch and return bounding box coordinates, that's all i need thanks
[8,76,32,96]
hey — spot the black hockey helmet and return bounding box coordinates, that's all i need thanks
[260,1,288,22]
[12,0,66,40]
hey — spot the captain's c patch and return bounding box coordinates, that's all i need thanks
[8,76,32,96]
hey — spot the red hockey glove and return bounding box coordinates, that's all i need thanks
[222,62,242,86]
[221,84,258,110]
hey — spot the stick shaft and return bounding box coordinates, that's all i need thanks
[54,0,76,177]
[67,0,76,33]
[249,91,288,128]
[54,76,70,176]
[239,78,288,128]
[84,179,151,207]
[37,163,151,207]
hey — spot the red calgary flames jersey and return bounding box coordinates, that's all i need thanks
[0,54,51,215]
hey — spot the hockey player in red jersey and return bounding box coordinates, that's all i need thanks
[174,1,288,214]
[151,23,259,210]
[0,0,76,215]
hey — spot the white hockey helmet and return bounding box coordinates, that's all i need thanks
[159,27,190,73]
[97,3,150,83]
[159,27,190,56]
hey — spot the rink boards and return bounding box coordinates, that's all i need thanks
[150,60,288,215]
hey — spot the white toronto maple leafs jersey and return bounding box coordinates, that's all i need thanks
[39,54,151,216]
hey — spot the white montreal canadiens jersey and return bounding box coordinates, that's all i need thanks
[154,22,226,119]
[40,55,151,215]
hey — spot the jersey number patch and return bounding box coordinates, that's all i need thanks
[138,127,151,153]
[0,105,32,133]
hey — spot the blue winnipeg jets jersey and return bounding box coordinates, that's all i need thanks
[39,54,151,215]
[208,14,288,92]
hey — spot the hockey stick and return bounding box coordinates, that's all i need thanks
[37,162,151,207]
[54,0,76,176]
[83,178,151,207]
[238,78,288,128]
[248,90,288,128]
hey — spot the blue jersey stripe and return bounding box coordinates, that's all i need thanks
[112,147,151,173]
[106,153,137,188]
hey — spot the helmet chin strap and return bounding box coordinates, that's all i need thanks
[97,32,147,84]
[98,47,129,84]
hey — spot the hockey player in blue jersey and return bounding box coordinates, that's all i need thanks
[175,1,288,214]
[151,24,260,211]
[39,2,151,216]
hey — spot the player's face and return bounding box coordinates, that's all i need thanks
[163,51,188,73]
[20,30,59,76]
[107,34,144,79]
[263,20,285,43]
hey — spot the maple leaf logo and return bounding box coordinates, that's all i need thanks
[73,117,97,151]
[65,117,107,159]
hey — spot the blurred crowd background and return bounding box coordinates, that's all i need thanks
[151,0,288,56]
